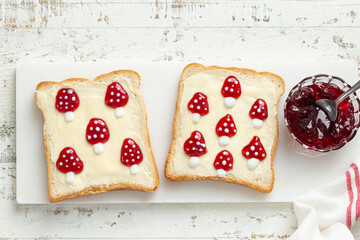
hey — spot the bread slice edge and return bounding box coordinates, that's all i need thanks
[165,63,285,193]
[35,70,159,202]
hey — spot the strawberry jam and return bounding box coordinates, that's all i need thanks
[284,75,358,151]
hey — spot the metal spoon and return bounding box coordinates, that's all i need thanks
[315,80,360,121]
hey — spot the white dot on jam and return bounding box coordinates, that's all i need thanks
[66,150,70,154]
[59,102,63,105]
[197,106,200,110]
[194,99,198,103]
[125,145,128,148]
[65,159,68,162]
[62,155,66,158]
[124,153,127,156]
[222,160,226,165]
[254,152,258,156]
[63,90,66,93]
[64,96,68,99]
[250,146,255,151]
[225,87,229,90]
[137,151,140,154]
[255,142,258,146]
[246,152,249,156]
[262,154,265,157]
[90,127,93,130]
[111,92,114,95]
[59,162,63,166]
[122,96,125,99]
[103,129,106,132]
[110,99,113,102]
[73,162,76,166]
[223,123,227,127]
[94,120,98,124]
[129,149,132,152]
[72,97,76,101]
[100,134,104,138]
[137,156,140,159]
[117,93,120,97]
[224,128,229,133]
[218,127,222,131]
[87,135,91,139]
[70,156,74,160]
[132,144,136,148]
[189,105,193,108]
[117,99,120,102]
[96,127,100,131]
[93,134,97,138]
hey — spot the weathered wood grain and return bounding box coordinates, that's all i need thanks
[1,0,360,239]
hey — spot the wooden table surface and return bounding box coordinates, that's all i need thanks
[1,0,360,239]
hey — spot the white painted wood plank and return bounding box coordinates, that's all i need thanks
[1,0,360,238]
[0,0,360,29]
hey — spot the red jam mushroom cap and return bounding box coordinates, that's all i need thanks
[187,92,209,123]
[86,118,110,154]
[215,114,237,146]
[105,82,129,118]
[249,99,268,129]
[121,138,143,175]
[221,76,241,108]
[184,131,207,168]
[242,136,266,170]
[55,88,80,122]
[56,147,83,184]
[213,150,233,178]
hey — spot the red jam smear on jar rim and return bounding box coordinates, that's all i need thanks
[285,75,357,151]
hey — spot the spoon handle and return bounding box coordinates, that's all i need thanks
[335,80,360,105]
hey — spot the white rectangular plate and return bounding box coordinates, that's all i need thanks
[16,61,359,204]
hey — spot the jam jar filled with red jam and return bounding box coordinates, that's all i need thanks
[284,74,360,152]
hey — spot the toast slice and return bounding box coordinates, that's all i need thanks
[165,63,285,193]
[36,70,159,202]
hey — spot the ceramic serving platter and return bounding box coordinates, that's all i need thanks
[16,61,359,204]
